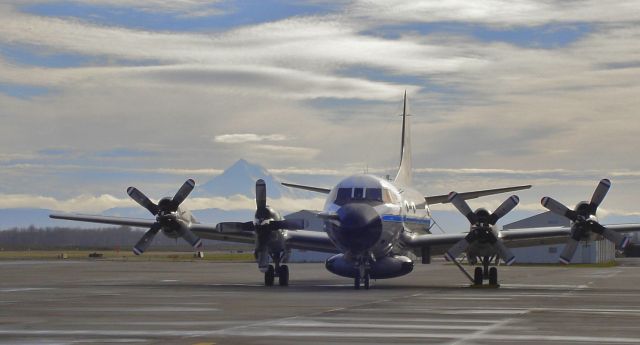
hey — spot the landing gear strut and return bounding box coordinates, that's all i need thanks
[264,250,289,287]
[454,255,501,287]
[474,255,499,287]
[354,258,371,290]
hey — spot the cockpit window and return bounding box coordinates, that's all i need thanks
[333,187,388,206]
[366,188,383,202]
[335,188,352,205]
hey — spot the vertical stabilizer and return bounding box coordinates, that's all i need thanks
[394,91,412,187]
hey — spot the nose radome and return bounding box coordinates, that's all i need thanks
[338,203,379,229]
[336,203,382,252]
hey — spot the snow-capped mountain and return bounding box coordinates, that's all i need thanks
[194,159,312,199]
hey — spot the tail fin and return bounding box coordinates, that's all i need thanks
[393,91,412,187]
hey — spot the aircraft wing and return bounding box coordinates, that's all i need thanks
[425,185,532,205]
[191,223,338,253]
[404,223,640,255]
[50,213,156,228]
[281,182,331,194]
[50,213,338,254]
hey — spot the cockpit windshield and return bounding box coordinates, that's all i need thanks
[333,187,394,206]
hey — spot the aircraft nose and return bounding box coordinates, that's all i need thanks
[336,203,382,253]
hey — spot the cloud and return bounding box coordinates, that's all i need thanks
[213,133,287,144]
[0,1,639,220]
[0,193,325,214]
[15,0,226,17]
[347,0,640,27]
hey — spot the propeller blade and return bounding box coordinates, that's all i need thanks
[172,179,195,209]
[558,238,579,264]
[588,221,631,249]
[216,221,255,233]
[180,227,203,250]
[133,223,161,255]
[127,187,159,215]
[489,195,519,225]
[256,179,267,210]
[448,192,478,224]
[541,197,578,221]
[494,239,516,266]
[589,178,611,214]
[444,238,470,262]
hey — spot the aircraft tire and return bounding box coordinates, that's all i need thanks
[354,276,361,290]
[489,267,498,285]
[279,265,289,286]
[473,267,483,286]
[265,265,275,286]
[364,273,370,290]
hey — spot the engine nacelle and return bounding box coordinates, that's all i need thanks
[325,254,414,279]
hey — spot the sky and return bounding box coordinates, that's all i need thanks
[0,0,640,222]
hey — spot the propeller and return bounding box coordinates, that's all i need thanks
[128,179,203,255]
[541,178,630,264]
[215,180,305,260]
[444,193,518,266]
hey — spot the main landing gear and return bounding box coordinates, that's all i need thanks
[264,251,289,287]
[451,254,500,287]
[472,256,499,287]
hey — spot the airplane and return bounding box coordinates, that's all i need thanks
[50,92,640,289]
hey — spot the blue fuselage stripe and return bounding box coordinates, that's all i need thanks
[382,214,431,225]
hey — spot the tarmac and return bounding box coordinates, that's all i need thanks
[1,258,640,344]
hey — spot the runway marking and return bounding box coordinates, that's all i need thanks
[352,307,530,315]
[160,279,180,282]
[447,318,514,345]
[273,320,530,332]
[311,316,503,324]
[500,283,590,290]
[4,329,640,343]
[0,288,54,293]
[420,297,513,301]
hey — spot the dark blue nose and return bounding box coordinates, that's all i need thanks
[336,203,382,253]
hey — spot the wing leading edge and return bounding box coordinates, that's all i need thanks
[403,223,640,256]
[425,185,532,205]
[49,213,337,254]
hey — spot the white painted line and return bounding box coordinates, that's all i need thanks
[273,320,499,331]
[311,316,502,324]
[419,297,513,301]
[0,288,54,293]
[2,329,640,343]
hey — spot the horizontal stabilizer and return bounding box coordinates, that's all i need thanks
[425,185,532,205]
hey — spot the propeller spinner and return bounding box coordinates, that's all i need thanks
[541,179,630,264]
[128,179,203,255]
[444,193,518,266]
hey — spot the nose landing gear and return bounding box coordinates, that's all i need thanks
[353,258,371,290]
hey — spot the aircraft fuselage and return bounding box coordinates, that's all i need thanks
[322,174,430,278]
